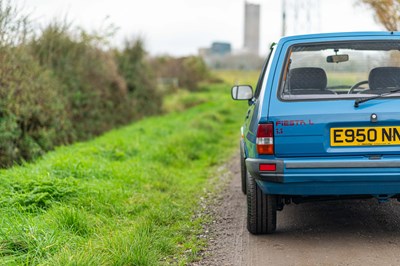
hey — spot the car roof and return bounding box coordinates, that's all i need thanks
[279,31,400,43]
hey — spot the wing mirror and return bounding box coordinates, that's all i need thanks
[231,85,253,100]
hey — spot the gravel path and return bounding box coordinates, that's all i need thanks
[193,155,400,266]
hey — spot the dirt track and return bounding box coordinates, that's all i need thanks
[194,156,400,266]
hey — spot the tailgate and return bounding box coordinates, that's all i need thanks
[269,100,400,158]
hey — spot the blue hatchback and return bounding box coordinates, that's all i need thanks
[232,32,400,234]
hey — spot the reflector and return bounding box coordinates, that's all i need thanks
[259,163,276,171]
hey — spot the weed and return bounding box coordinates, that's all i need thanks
[53,207,91,236]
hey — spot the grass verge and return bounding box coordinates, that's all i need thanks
[0,78,248,265]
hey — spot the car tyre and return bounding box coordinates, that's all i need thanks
[247,173,277,234]
[240,141,247,194]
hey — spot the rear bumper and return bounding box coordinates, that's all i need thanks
[246,157,400,196]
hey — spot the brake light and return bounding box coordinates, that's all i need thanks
[256,123,274,155]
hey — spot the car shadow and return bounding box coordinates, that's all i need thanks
[273,198,400,238]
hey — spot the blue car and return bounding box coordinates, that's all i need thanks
[232,32,400,234]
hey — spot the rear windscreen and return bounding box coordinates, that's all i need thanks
[280,41,400,100]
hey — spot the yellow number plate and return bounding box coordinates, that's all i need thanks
[330,126,400,146]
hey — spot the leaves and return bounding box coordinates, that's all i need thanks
[360,0,400,31]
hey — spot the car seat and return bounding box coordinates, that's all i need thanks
[287,67,335,95]
[365,67,400,93]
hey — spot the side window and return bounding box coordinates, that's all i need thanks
[254,46,275,99]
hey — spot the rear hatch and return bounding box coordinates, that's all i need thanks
[269,99,400,158]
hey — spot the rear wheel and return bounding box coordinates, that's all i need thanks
[247,173,277,234]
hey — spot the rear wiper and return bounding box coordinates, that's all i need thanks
[354,88,400,108]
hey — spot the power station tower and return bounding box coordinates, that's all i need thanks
[282,0,320,36]
[244,2,260,55]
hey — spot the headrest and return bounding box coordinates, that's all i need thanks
[369,67,400,90]
[288,67,327,90]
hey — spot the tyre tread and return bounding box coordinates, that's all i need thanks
[247,174,276,234]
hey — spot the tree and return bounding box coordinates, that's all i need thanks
[359,0,400,31]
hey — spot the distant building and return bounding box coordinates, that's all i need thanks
[199,42,232,57]
[204,53,264,70]
[199,40,262,70]
[197,3,263,70]
[210,42,232,55]
[243,2,260,55]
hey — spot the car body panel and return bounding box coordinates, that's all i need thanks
[270,100,400,157]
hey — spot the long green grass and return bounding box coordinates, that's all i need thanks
[0,79,248,265]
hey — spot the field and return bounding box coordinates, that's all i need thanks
[0,74,251,265]
[327,72,367,88]
[215,70,260,88]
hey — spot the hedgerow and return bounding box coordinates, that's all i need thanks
[0,0,212,167]
[0,3,162,167]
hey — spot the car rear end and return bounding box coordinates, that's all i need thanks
[249,100,400,198]
[242,32,400,234]
[249,33,400,200]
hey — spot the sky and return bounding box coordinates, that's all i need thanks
[15,0,382,57]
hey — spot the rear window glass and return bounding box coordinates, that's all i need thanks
[280,41,400,100]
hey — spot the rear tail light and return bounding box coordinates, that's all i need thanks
[256,123,274,155]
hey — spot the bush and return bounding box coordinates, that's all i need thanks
[115,38,162,118]
[0,2,163,167]
[0,45,70,166]
[180,56,210,91]
[30,23,129,140]
[0,1,212,167]
[150,56,210,91]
